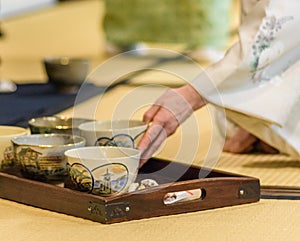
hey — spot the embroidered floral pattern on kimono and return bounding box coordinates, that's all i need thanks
[250,15,293,81]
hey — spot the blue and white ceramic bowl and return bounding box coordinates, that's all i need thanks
[78,119,147,147]
[65,146,141,196]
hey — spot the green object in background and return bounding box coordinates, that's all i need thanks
[103,0,232,49]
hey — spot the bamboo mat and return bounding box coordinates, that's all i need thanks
[1,197,300,241]
[214,153,300,187]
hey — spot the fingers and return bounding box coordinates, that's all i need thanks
[143,104,161,124]
[255,141,279,154]
[223,127,279,154]
[138,86,199,167]
[223,128,257,153]
[138,123,167,168]
[138,107,180,167]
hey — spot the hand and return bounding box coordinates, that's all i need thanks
[137,85,206,167]
[223,127,279,154]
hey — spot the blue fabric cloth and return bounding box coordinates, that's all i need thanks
[0,83,105,127]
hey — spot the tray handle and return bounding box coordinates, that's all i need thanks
[162,187,205,205]
[115,177,260,222]
[155,177,260,205]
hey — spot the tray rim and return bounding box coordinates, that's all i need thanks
[0,166,259,202]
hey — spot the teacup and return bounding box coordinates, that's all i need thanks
[65,146,141,196]
[12,134,86,181]
[43,57,90,93]
[78,120,147,147]
[0,126,29,170]
[29,116,93,136]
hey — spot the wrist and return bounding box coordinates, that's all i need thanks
[177,85,206,111]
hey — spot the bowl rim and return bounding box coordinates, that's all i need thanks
[28,116,94,130]
[78,119,148,132]
[11,133,86,148]
[65,146,141,161]
[43,56,90,65]
[0,125,29,137]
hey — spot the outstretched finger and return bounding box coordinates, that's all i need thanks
[139,128,167,168]
[143,104,161,124]
[137,123,167,167]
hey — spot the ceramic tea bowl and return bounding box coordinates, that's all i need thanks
[29,116,93,136]
[0,126,29,170]
[12,134,86,181]
[43,57,90,92]
[78,120,147,147]
[65,146,141,196]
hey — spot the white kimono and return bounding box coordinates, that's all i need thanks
[191,0,300,158]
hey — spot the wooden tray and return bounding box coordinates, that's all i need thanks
[0,158,260,224]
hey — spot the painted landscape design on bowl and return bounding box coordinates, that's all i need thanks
[16,146,66,180]
[68,162,129,195]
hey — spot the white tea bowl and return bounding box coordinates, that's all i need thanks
[65,146,141,196]
[78,119,147,147]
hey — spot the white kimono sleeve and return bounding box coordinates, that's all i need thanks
[191,0,300,158]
